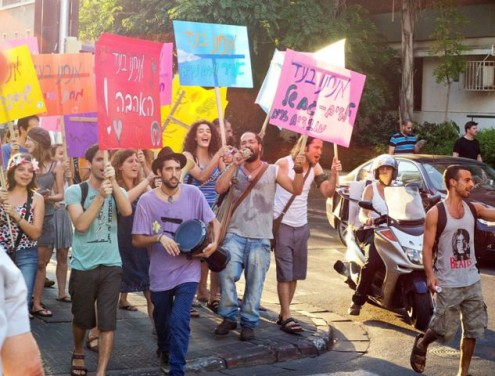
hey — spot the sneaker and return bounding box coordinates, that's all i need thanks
[214,319,237,335]
[240,327,255,341]
[348,303,362,316]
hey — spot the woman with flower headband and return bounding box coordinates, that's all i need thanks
[25,127,65,318]
[0,153,45,314]
[182,120,230,314]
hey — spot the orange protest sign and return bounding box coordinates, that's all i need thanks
[0,45,46,123]
[32,53,96,116]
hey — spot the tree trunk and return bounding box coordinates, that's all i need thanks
[400,0,415,121]
[444,81,451,122]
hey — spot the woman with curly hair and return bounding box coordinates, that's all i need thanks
[0,153,45,313]
[111,149,155,322]
[182,120,228,313]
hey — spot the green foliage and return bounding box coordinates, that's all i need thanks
[414,120,459,155]
[429,0,468,85]
[477,129,495,167]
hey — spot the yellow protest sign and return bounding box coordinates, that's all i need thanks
[161,75,228,152]
[0,45,46,122]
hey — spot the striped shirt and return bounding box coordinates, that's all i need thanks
[389,132,417,154]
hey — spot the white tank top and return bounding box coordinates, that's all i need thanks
[273,156,315,227]
[371,182,388,217]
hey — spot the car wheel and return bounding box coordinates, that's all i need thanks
[336,219,348,246]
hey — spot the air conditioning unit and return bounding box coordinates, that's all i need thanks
[483,66,495,88]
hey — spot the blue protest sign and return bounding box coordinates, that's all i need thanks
[173,20,253,88]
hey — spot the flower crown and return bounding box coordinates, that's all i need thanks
[8,155,39,172]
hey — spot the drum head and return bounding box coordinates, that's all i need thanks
[174,219,207,254]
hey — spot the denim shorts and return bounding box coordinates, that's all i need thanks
[69,265,122,331]
[429,281,488,342]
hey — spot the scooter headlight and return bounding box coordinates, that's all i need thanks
[403,247,423,265]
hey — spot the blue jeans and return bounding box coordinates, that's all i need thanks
[151,282,198,376]
[15,246,38,311]
[218,233,271,329]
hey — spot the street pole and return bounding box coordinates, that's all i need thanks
[59,0,69,53]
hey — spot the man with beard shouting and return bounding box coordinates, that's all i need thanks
[214,132,304,341]
[273,136,341,334]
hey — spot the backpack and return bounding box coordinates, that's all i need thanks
[433,200,479,264]
[79,181,115,211]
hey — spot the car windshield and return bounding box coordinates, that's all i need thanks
[424,161,495,192]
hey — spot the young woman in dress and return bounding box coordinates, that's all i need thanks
[183,120,228,313]
[0,153,44,314]
[111,149,155,321]
[51,144,73,302]
[25,127,65,317]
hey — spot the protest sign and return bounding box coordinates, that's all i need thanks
[40,115,61,131]
[161,75,228,152]
[33,53,96,116]
[270,49,366,148]
[173,20,253,88]
[95,33,162,150]
[2,37,39,54]
[0,45,46,123]
[256,39,346,115]
[160,43,173,106]
[64,113,98,157]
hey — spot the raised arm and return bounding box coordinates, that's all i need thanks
[317,158,342,197]
[184,148,224,183]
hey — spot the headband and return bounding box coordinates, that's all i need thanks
[8,155,39,172]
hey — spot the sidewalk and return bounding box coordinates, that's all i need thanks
[31,260,369,375]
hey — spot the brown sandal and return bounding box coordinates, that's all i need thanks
[86,335,99,353]
[410,333,427,373]
[70,352,87,376]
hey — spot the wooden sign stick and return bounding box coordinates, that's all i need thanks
[59,116,73,186]
[214,87,226,147]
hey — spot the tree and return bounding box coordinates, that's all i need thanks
[429,0,467,121]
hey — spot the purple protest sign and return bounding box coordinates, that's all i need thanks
[64,113,98,157]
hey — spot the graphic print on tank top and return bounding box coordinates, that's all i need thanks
[451,228,471,262]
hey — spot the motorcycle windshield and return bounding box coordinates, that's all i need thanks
[384,186,425,221]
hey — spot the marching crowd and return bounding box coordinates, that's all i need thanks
[0,114,492,376]
[0,115,341,376]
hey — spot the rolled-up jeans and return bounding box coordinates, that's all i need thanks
[15,246,38,311]
[218,232,271,329]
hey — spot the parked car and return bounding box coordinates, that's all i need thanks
[327,154,495,260]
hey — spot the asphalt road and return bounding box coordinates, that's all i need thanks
[204,195,495,376]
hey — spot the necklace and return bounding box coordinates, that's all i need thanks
[242,162,264,181]
[161,186,180,203]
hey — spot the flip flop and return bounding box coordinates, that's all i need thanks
[207,300,220,314]
[56,296,72,303]
[410,333,427,373]
[31,308,53,318]
[190,308,200,318]
[118,303,138,311]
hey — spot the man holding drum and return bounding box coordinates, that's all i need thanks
[132,146,221,376]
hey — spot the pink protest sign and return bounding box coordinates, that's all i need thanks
[3,37,39,54]
[270,49,366,148]
[95,33,162,150]
[32,53,96,116]
[160,43,173,106]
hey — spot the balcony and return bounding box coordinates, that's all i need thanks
[464,60,495,91]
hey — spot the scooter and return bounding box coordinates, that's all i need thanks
[334,184,436,331]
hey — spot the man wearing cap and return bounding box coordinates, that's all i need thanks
[1,115,39,169]
[65,144,132,376]
[453,121,482,161]
[132,146,221,376]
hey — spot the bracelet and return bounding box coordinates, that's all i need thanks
[293,165,303,174]
[157,234,164,243]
